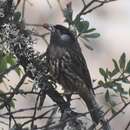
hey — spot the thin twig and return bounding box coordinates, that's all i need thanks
[98,102,130,130]
[125,120,130,130]
[21,0,26,21]
[81,0,86,6]
[22,108,55,127]
[31,90,41,128]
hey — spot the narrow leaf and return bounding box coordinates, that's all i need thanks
[105,89,110,102]
[119,52,126,70]
[125,60,130,73]
[84,33,100,38]
[99,68,107,79]
[86,28,96,33]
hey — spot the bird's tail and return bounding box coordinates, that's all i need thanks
[78,84,104,124]
[77,84,112,130]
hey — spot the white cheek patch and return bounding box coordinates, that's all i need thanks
[61,34,71,42]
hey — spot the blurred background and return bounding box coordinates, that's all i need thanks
[1,0,130,129]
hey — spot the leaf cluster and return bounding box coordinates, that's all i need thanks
[98,53,130,113]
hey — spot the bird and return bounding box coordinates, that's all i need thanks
[43,23,104,124]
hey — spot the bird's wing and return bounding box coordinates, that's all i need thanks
[62,46,94,93]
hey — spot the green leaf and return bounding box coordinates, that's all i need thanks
[84,33,100,38]
[105,89,110,102]
[75,21,89,33]
[125,60,130,73]
[99,68,107,80]
[15,67,21,76]
[5,54,16,65]
[10,100,15,109]
[106,68,112,78]
[105,90,116,106]
[111,107,117,115]
[0,57,7,72]
[111,59,120,76]
[63,2,73,24]
[129,88,130,96]
[0,90,5,97]
[86,28,96,33]
[0,103,5,110]
[14,12,21,22]
[74,15,80,25]
[119,52,126,70]
[115,83,127,94]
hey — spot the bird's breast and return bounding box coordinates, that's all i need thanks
[47,45,67,80]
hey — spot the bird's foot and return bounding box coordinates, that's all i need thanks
[60,110,86,130]
[60,109,79,121]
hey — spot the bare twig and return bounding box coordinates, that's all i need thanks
[31,90,41,128]
[125,120,130,130]
[22,108,55,127]
[81,0,86,6]
[77,0,117,17]
[99,102,130,130]
[46,0,52,8]
[21,0,26,21]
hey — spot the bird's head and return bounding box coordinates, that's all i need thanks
[43,23,76,46]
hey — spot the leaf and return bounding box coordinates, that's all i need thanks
[14,12,21,22]
[106,68,112,78]
[84,33,100,38]
[105,89,110,102]
[63,2,73,24]
[5,54,16,65]
[0,57,7,72]
[0,90,5,97]
[116,83,127,94]
[129,88,130,96]
[105,90,116,106]
[119,52,126,70]
[74,15,80,25]
[75,21,89,33]
[15,67,21,76]
[111,59,120,76]
[99,68,107,80]
[111,107,117,115]
[0,103,5,110]
[125,60,130,73]
[10,100,15,109]
[86,28,96,33]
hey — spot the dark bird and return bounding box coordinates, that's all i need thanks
[43,24,104,124]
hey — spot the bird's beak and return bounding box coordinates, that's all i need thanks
[43,23,54,32]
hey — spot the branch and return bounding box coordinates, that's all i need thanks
[99,102,130,130]
[77,0,117,17]
[125,120,130,130]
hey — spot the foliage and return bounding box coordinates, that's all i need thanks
[0,0,130,130]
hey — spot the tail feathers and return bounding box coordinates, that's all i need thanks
[78,85,104,124]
